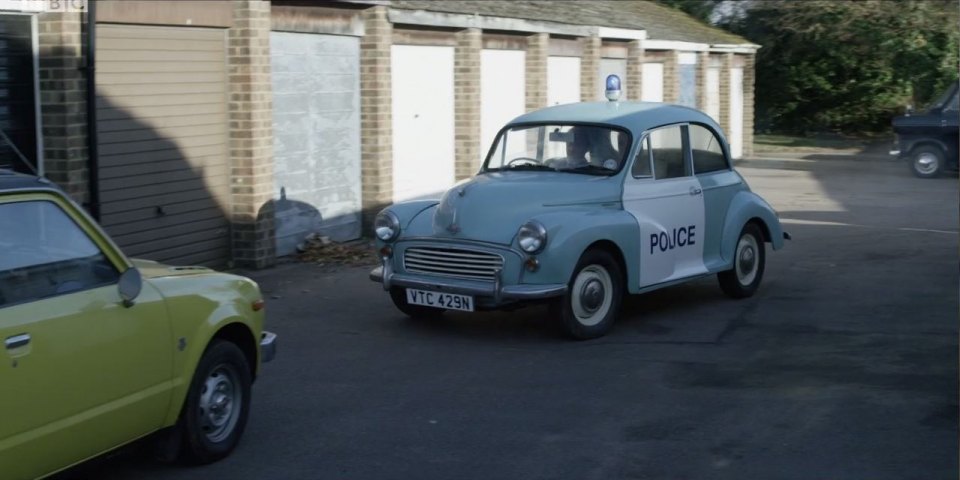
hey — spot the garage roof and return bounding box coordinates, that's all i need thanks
[389,0,750,46]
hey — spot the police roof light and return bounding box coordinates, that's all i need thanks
[605,74,622,102]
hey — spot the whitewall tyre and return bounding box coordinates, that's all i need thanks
[718,223,766,299]
[552,249,624,340]
[910,146,944,178]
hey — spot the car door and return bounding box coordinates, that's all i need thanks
[689,123,744,271]
[0,195,173,480]
[623,124,708,288]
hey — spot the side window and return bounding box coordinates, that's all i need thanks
[945,92,958,112]
[650,125,687,180]
[0,200,120,308]
[690,124,728,174]
[631,136,651,177]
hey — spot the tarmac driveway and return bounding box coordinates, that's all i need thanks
[64,154,958,480]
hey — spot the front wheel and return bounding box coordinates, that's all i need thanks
[718,223,766,299]
[551,249,624,340]
[178,340,252,464]
[909,146,944,178]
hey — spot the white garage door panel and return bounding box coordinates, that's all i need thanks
[706,67,720,122]
[96,24,230,267]
[272,32,361,256]
[548,56,580,106]
[481,49,525,162]
[598,58,627,101]
[392,45,456,202]
[730,67,744,159]
[642,62,664,102]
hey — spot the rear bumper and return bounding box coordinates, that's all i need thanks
[369,265,566,302]
[260,331,277,363]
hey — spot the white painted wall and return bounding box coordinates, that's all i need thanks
[598,58,627,101]
[641,62,664,102]
[391,45,456,202]
[705,67,720,122]
[547,56,581,106]
[480,49,525,162]
[729,67,744,159]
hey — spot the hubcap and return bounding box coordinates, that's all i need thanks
[198,365,242,443]
[735,234,759,286]
[571,265,614,327]
[915,153,939,175]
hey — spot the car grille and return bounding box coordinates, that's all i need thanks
[403,246,505,281]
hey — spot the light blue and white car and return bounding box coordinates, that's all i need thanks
[371,76,788,339]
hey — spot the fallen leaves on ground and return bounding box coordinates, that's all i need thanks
[296,234,378,268]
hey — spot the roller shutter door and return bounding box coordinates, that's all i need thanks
[0,15,37,173]
[96,24,230,267]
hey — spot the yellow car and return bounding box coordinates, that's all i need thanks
[0,171,277,479]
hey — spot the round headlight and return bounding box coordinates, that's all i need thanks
[517,221,547,254]
[374,211,400,242]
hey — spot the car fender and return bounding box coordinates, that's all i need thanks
[386,201,438,230]
[521,208,642,293]
[720,191,785,265]
[150,275,263,426]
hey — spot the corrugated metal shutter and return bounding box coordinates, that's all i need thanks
[271,32,361,256]
[96,24,230,267]
[0,14,37,173]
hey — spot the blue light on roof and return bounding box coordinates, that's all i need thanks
[605,74,622,102]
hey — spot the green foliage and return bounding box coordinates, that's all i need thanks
[654,0,722,23]
[722,0,960,133]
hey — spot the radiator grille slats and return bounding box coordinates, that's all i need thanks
[404,246,504,281]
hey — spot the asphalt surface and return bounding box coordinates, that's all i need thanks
[63,154,958,480]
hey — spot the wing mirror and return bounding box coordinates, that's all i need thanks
[118,267,142,308]
[905,104,914,116]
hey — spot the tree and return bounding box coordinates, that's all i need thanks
[722,0,959,133]
[654,0,722,23]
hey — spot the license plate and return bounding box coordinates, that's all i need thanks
[406,289,474,312]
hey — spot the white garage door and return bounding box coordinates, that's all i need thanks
[481,49,525,162]
[705,67,720,122]
[598,58,627,101]
[730,67,744,159]
[391,45,455,202]
[547,56,580,106]
[96,24,230,267]
[271,32,361,256]
[641,62,664,102]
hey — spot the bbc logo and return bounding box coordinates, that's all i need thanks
[0,0,87,12]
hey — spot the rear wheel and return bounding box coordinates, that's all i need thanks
[551,249,624,340]
[910,145,944,178]
[390,287,445,319]
[718,223,766,299]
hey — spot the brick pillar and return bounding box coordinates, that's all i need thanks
[525,33,548,111]
[580,35,600,101]
[360,6,392,230]
[663,50,680,103]
[626,40,644,101]
[696,51,709,110]
[718,52,733,137]
[228,0,275,269]
[38,12,87,205]
[742,53,756,157]
[454,28,481,180]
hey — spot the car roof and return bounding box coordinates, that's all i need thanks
[0,169,60,193]
[507,101,725,138]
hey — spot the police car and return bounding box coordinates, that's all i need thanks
[370,76,788,339]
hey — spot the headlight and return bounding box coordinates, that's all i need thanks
[374,211,400,242]
[517,221,547,254]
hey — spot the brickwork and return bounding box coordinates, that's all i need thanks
[228,0,275,268]
[454,28,481,180]
[525,33,548,112]
[38,12,88,205]
[580,35,600,102]
[663,50,679,103]
[718,52,733,137]
[742,53,756,157]
[625,40,644,101]
[359,6,393,230]
[696,51,709,110]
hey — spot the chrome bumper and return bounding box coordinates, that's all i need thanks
[260,331,277,363]
[889,149,901,156]
[369,265,566,301]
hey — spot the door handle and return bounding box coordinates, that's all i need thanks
[689,186,703,196]
[5,334,30,350]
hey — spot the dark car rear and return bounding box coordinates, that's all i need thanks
[892,82,959,178]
